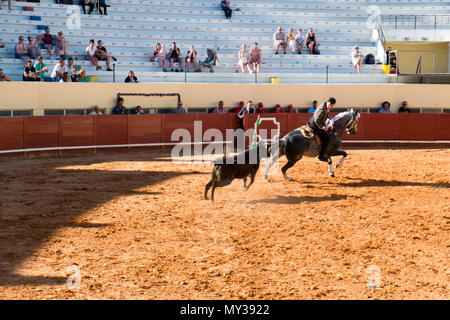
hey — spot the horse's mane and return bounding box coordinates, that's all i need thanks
[330,111,352,125]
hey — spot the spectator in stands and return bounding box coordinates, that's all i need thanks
[286,104,296,113]
[79,0,95,15]
[295,29,305,54]
[237,101,254,128]
[255,102,266,113]
[113,97,128,114]
[50,58,66,81]
[55,31,68,58]
[169,42,184,72]
[173,101,187,114]
[15,36,29,62]
[98,0,109,15]
[78,69,89,82]
[96,40,115,71]
[0,68,12,81]
[86,39,102,71]
[305,28,318,54]
[0,41,4,48]
[67,57,74,73]
[34,56,49,79]
[351,46,363,74]
[134,106,143,114]
[273,26,287,54]
[286,28,296,54]
[153,43,168,72]
[250,42,262,73]
[71,68,79,82]
[60,72,71,83]
[186,45,198,72]
[221,0,232,19]
[0,0,12,10]
[233,100,245,113]
[386,46,392,65]
[125,71,139,83]
[23,60,39,81]
[213,100,228,114]
[27,36,41,59]
[307,100,318,113]
[272,104,282,113]
[37,28,55,60]
[398,101,410,113]
[90,105,103,115]
[238,44,252,73]
[378,101,391,113]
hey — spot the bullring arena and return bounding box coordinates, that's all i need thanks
[1,0,450,302]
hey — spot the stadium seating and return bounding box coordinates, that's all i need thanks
[0,0,449,83]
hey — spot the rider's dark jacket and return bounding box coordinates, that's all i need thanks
[308,102,329,133]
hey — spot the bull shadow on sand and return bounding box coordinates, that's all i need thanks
[248,194,353,205]
[329,178,450,189]
[0,152,203,287]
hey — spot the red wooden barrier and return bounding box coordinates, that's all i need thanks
[94,115,128,145]
[128,114,162,144]
[60,116,94,147]
[23,116,59,149]
[0,117,24,150]
[436,114,450,140]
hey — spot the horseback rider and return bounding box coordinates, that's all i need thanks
[307,97,336,162]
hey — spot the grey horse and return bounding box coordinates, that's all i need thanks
[264,109,361,180]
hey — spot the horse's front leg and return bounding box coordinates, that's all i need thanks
[332,150,347,169]
[327,158,335,178]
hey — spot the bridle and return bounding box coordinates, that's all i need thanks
[345,111,360,135]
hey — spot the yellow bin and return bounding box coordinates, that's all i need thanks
[88,75,99,82]
[382,64,390,74]
[270,77,280,83]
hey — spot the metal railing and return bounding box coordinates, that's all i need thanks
[381,15,450,30]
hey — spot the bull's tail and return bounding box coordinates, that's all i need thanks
[268,138,286,158]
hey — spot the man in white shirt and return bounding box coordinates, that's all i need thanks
[273,26,286,54]
[351,46,363,74]
[86,39,101,71]
[90,105,103,115]
[295,29,305,54]
[50,58,66,81]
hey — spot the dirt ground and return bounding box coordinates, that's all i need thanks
[0,148,448,300]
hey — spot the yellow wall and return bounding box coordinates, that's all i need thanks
[0,82,449,115]
[386,41,449,74]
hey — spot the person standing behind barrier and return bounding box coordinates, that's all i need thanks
[173,101,187,114]
[213,100,228,114]
[221,0,232,19]
[398,101,410,113]
[307,100,318,113]
[113,97,128,114]
[378,101,391,113]
[90,105,103,115]
[238,101,254,129]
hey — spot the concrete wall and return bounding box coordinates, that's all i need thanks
[0,82,449,115]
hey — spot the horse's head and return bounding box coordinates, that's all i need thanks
[345,109,361,135]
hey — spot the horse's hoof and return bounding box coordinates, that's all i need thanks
[329,173,335,178]
[264,176,271,182]
[284,176,294,182]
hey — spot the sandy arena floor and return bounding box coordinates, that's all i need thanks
[0,149,448,300]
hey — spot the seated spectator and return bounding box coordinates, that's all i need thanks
[233,100,245,113]
[398,101,410,113]
[213,100,228,114]
[113,97,128,114]
[169,42,184,72]
[273,26,286,54]
[238,44,252,73]
[286,104,296,113]
[255,102,266,113]
[173,101,187,114]
[96,40,115,71]
[23,60,39,81]
[79,0,95,15]
[286,28,296,54]
[307,100,318,113]
[59,71,71,83]
[295,29,305,54]
[250,42,262,73]
[0,68,12,81]
[272,104,282,113]
[37,28,55,60]
[134,106,143,115]
[351,46,363,74]
[34,56,49,79]
[186,45,198,72]
[86,39,102,71]
[305,28,318,54]
[90,105,103,115]
[67,57,74,72]
[98,0,109,15]
[125,70,139,83]
[70,67,79,82]
[15,36,29,62]
[78,69,89,82]
[55,31,68,58]
[50,58,66,81]
[0,0,12,10]
[221,0,232,19]
[27,36,41,59]
[153,43,168,72]
[378,101,391,113]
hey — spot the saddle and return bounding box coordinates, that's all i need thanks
[296,125,322,145]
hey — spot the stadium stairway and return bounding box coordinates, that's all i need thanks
[0,0,449,83]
